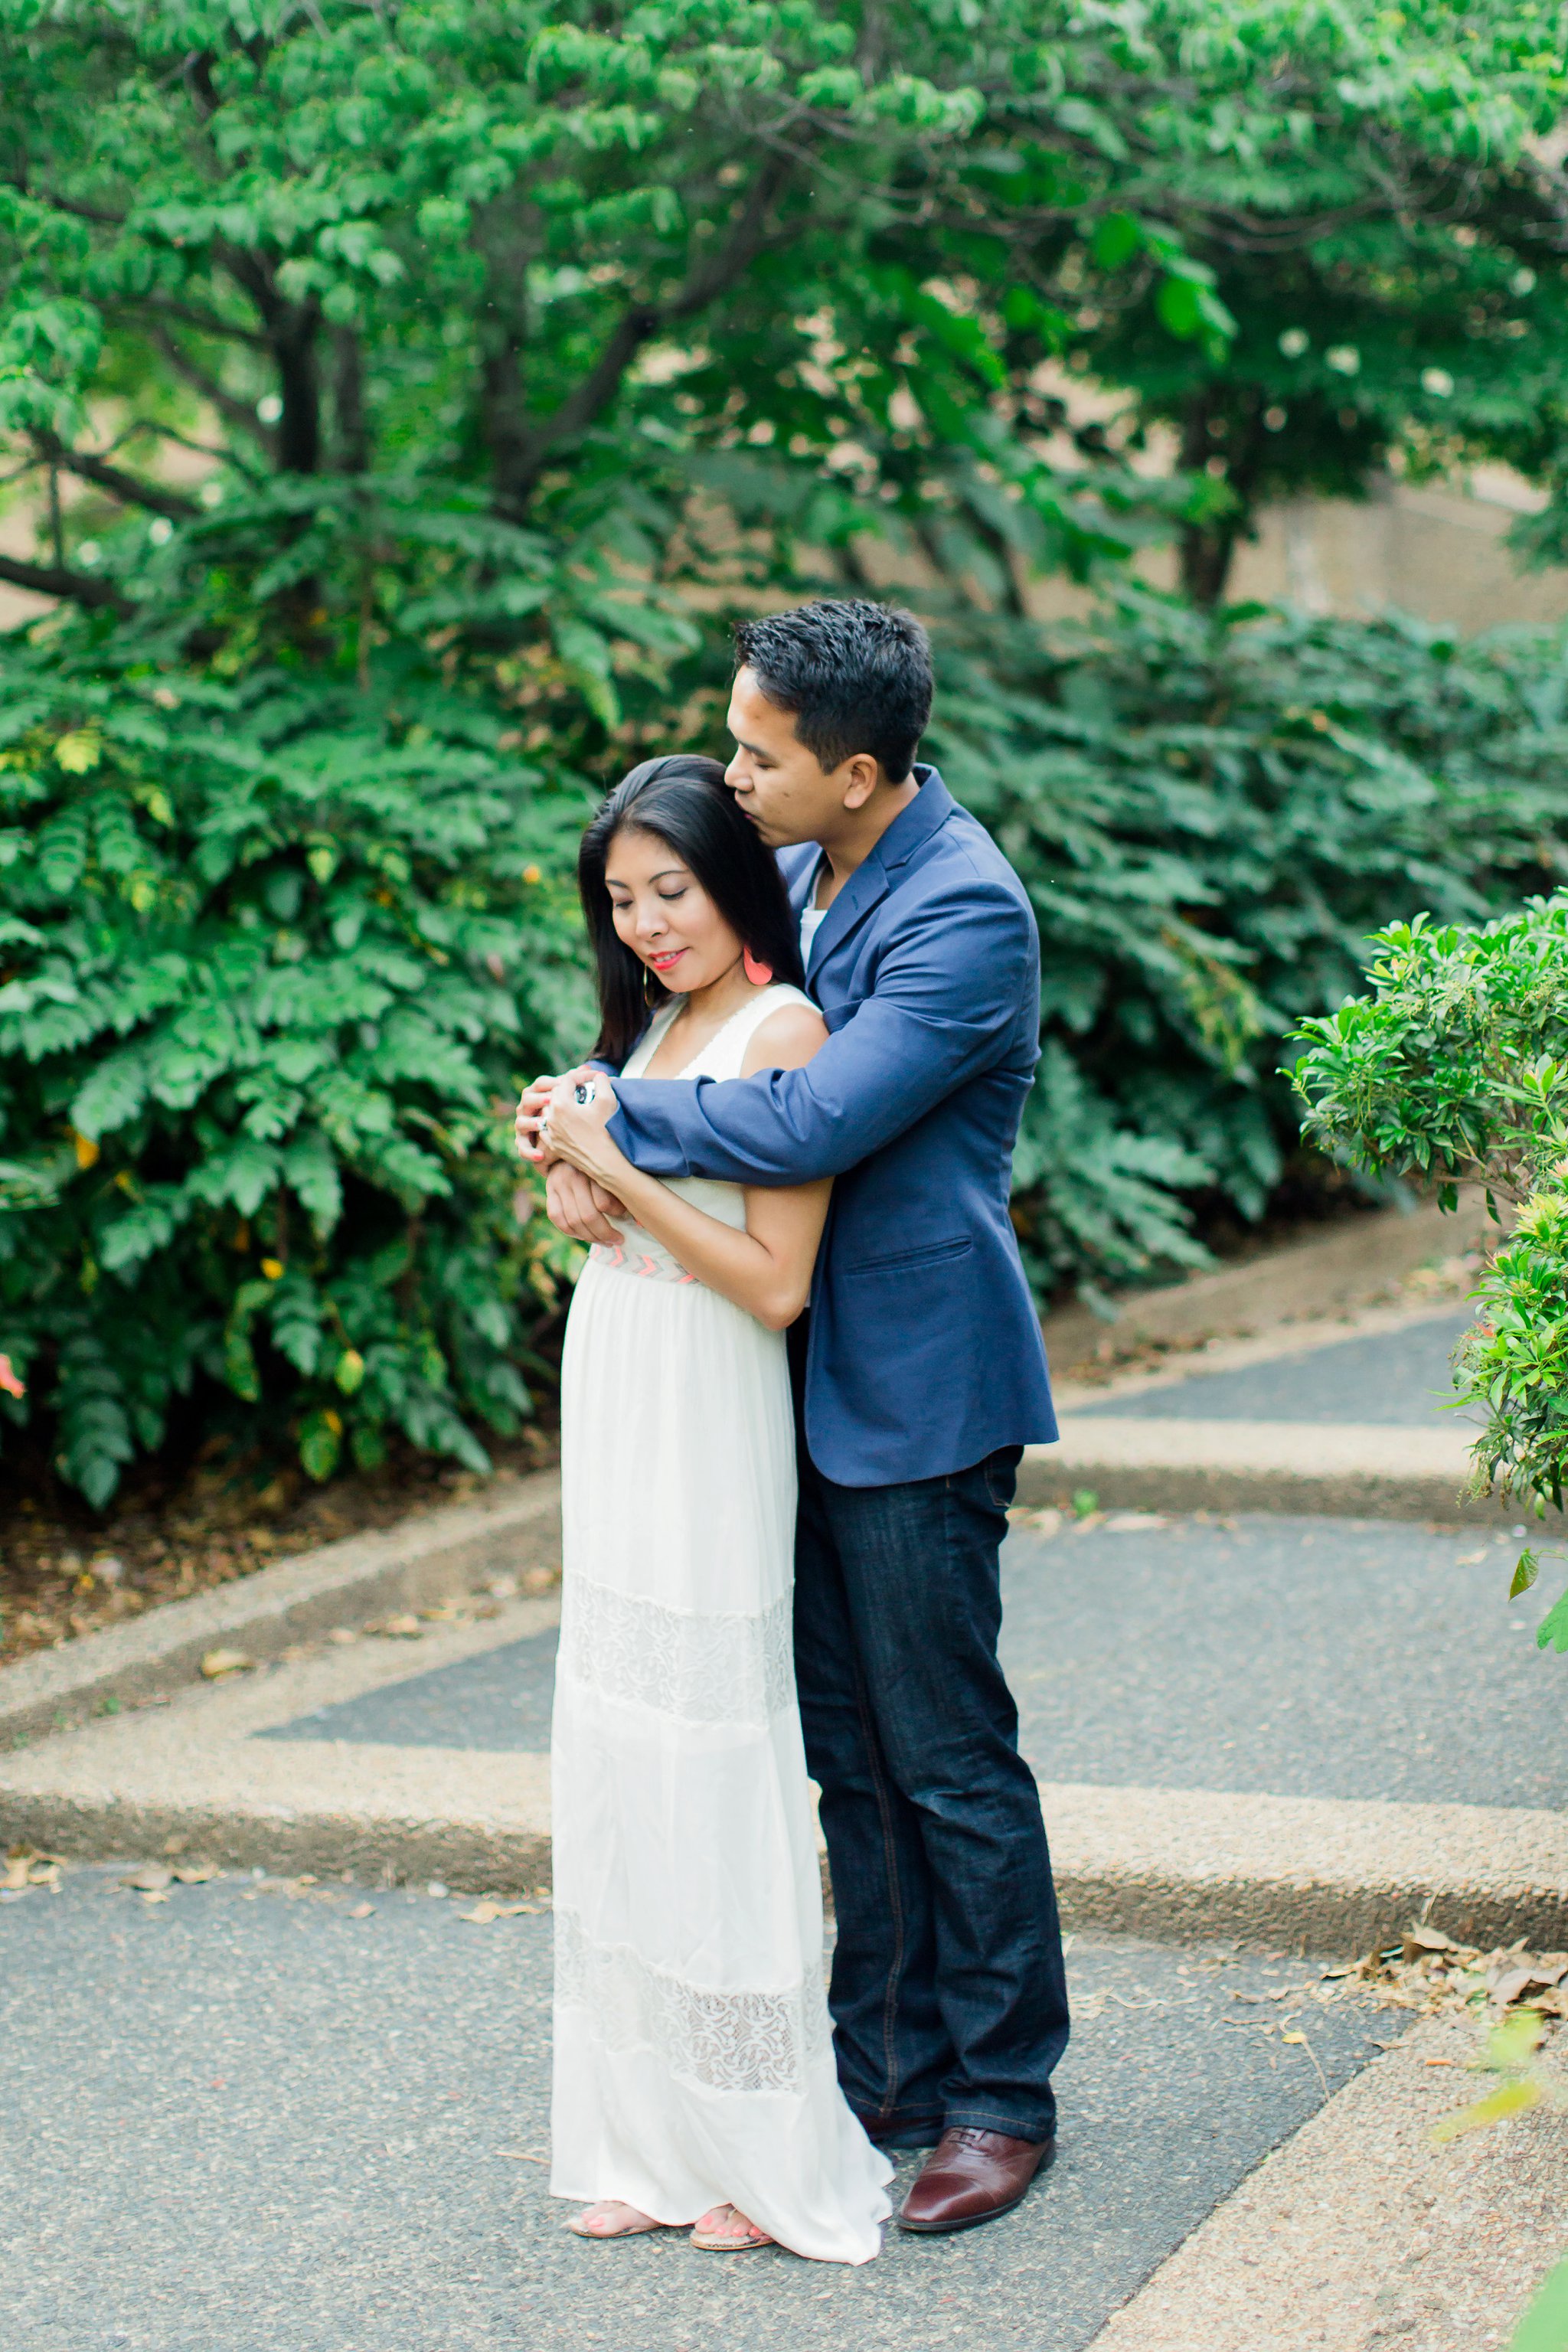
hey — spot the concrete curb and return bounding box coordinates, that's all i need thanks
[0,1786,554,1894]
[1019,1419,1517,1524]
[8,1756,1565,1955]
[1088,2014,1568,2352]
[1040,1189,1500,1375]
[1041,1782,1568,1956]
[0,1473,561,1749]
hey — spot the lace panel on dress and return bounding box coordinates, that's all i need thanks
[554,1908,831,2095]
[557,1573,794,1726]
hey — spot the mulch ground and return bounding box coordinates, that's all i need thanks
[0,1425,558,1670]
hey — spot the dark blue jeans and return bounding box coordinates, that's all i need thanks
[793,1416,1070,2145]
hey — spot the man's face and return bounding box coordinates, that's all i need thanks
[724,665,871,847]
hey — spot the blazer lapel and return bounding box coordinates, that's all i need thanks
[808,856,888,978]
[807,766,954,978]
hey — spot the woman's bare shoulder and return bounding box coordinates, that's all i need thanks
[741,998,829,1076]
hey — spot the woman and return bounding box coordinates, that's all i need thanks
[535,754,891,2262]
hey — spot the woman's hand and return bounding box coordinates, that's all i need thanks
[542,1070,628,1190]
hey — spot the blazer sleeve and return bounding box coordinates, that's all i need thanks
[605,877,1037,1184]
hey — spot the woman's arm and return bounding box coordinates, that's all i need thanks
[542,1004,831,1331]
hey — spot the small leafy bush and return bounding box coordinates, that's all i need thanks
[1293,899,1568,1648]
[0,639,591,1506]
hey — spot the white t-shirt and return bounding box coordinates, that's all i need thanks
[799,859,829,965]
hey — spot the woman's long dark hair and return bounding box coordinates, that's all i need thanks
[579,754,805,1064]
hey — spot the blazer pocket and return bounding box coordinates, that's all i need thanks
[844,1235,974,1276]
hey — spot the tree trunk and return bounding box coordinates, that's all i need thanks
[1180,520,1240,606]
[332,328,369,475]
[1177,390,1266,608]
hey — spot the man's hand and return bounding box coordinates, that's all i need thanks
[546,1160,627,1247]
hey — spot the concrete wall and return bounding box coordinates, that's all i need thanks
[1021,469,1568,635]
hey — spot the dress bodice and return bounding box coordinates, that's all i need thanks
[590,985,815,1283]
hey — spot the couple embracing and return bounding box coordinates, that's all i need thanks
[517,600,1070,2264]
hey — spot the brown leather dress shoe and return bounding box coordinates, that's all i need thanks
[897,2127,1055,2233]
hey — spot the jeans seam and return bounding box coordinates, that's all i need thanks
[854,1655,906,2125]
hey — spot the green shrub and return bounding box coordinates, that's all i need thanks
[1292,897,1568,1648]
[8,587,1568,1509]
[936,593,1568,1304]
[0,638,593,1506]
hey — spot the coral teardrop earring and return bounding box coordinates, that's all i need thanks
[743,947,773,987]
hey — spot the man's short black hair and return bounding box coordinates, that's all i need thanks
[733,599,933,782]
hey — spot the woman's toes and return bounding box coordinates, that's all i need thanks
[691,2202,773,2249]
[567,2199,658,2238]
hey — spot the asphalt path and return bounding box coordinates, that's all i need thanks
[2,1868,1394,2352]
[264,1514,1565,1809]
[1076,1308,1474,1426]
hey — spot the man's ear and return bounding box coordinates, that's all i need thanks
[839,751,882,810]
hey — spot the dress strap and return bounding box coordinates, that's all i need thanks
[677,984,816,1080]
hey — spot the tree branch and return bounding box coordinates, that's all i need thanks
[115,292,270,348]
[0,553,134,614]
[146,324,273,450]
[31,431,200,521]
[492,149,799,515]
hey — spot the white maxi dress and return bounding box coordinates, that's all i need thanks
[550,985,892,2264]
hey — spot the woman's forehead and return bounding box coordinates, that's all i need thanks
[605,825,693,884]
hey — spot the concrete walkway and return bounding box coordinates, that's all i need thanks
[1040,1301,1502,1521]
[5,1296,1564,2350]
[1075,1305,1475,1428]
[2,1867,1392,2352]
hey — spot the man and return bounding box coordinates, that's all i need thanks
[521,599,1069,2234]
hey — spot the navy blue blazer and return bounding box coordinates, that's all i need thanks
[605,766,1057,1487]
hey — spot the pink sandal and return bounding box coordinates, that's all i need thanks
[689,2203,775,2252]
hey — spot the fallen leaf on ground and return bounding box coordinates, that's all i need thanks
[120,1864,172,1892]
[1351,1927,1568,2018]
[326,1627,359,1645]
[139,1890,170,1905]
[200,1648,252,1678]
[459,1900,535,1923]
[1102,1512,1170,1533]
[1432,2077,1544,2141]
[348,1902,374,1918]
[370,1615,423,1639]
[171,1863,221,1883]
[3,1847,64,1890]
[497,2149,549,2164]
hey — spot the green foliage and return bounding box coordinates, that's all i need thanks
[1050,5,1568,601]
[0,633,593,1505]
[2,0,1567,1500]
[1508,2253,1568,2352]
[1292,896,1568,1638]
[941,594,1567,1298]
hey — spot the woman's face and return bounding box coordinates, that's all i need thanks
[603,825,743,994]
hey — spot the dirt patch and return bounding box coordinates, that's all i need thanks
[0,1426,558,1669]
